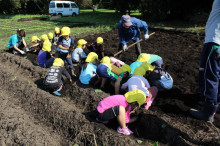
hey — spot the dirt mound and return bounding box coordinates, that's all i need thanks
[1,28,219,145]
[17,17,48,22]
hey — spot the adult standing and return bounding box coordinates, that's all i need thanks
[118,15,149,58]
[190,0,220,122]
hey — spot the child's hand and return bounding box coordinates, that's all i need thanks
[69,79,72,83]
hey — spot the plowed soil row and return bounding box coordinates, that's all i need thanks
[0,53,138,145]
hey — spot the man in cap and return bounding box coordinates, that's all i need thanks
[118,15,149,58]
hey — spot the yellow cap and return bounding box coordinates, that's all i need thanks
[55,27,60,34]
[53,58,64,67]
[32,36,40,42]
[133,67,146,76]
[77,39,87,48]
[119,64,131,74]
[100,56,111,65]
[48,32,53,39]
[140,63,155,72]
[42,40,52,52]
[137,53,150,63]
[85,52,98,63]
[41,34,48,41]
[61,26,70,36]
[96,37,103,44]
[125,90,146,107]
[110,64,123,75]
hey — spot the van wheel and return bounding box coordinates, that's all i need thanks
[72,13,76,17]
[58,13,62,17]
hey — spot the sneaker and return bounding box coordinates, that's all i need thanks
[53,90,61,96]
[13,50,18,54]
[117,126,133,135]
[96,118,109,124]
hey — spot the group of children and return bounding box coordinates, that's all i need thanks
[8,27,173,136]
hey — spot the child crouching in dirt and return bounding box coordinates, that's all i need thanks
[37,35,54,68]
[8,29,27,55]
[121,66,158,110]
[142,63,173,91]
[130,53,150,75]
[86,37,105,59]
[28,36,43,53]
[79,52,101,85]
[43,58,72,96]
[96,56,124,94]
[96,90,146,135]
[71,39,87,64]
[57,27,75,77]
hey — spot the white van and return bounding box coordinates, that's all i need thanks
[49,1,79,16]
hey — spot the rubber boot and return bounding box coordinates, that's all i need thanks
[190,102,218,122]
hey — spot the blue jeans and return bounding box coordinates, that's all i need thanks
[199,42,220,105]
[45,57,55,68]
[58,51,75,70]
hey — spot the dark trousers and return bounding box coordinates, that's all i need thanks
[118,40,141,59]
[199,42,220,105]
[8,42,24,53]
[58,51,75,70]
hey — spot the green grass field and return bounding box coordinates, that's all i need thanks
[0,9,205,49]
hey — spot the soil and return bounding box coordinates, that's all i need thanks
[1,28,219,145]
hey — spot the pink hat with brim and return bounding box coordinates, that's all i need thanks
[121,15,132,27]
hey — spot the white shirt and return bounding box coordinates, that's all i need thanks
[204,0,220,45]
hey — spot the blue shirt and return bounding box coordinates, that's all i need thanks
[79,63,97,84]
[8,34,24,48]
[118,17,148,46]
[96,64,118,82]
[71,47,87,62]
[57,36,74,53]
[130,61,142,75]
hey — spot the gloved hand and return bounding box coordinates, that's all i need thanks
[20,50,26,55]
[144,34,149,40]
[122,45,128,52]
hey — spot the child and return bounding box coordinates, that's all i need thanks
[121,66,158,110]
[130,53,150,75]
[146,66,173,91]
[43,58,72,96]
[54,27,61,45]
[37,37,54,68]
[48,32,56,54]
[96,56,123,94]
[87,37,104,59]
[71,39,87,63]
[28,36,42,53]
[8,29,27,55]
[79,52,100,85]
[57,26,75,76]
[96,89,146,135]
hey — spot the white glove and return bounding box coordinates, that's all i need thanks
[122,45,128,52]
[20,50,26,55]
[144,34,149,40]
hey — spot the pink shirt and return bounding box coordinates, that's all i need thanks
[97,95,131,123]
[121,75,150,96]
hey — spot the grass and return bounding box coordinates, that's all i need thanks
[0,9,205,49]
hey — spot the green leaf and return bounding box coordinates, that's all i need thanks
[95,89,102,93]
[137,140,143,144]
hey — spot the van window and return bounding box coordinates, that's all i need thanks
[63,3,70,8]
[57,3,63,8]
[49,2,55,8]
[71,3,78,8]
